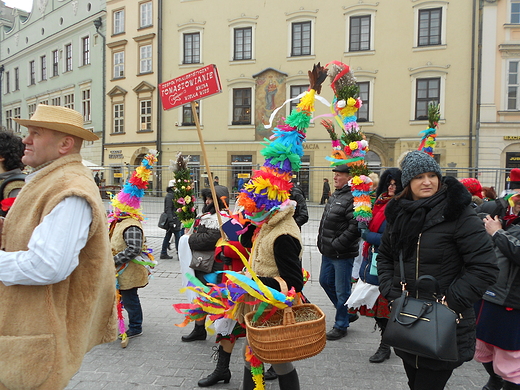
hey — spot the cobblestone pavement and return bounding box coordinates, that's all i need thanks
[65,203,488,389]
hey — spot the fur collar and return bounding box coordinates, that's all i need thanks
[386,176,471,224]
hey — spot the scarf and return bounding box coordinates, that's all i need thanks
[362,193,392,257]
[391,186,447,259]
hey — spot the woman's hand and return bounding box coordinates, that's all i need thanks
[483,215,502,236]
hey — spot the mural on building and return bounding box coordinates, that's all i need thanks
[254,69,287,141]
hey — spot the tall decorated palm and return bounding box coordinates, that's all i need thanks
[170,152,197,228]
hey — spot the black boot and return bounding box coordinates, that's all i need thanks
[482,362,504,390]
[242,366,258,390]
[369,341,391,363]
[503,381,520,390]
[264,365,278,380]
[181,323,207,342]
[197,346,231,387]
[278,368,300,390]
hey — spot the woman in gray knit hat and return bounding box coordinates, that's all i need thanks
[377,150,499,389]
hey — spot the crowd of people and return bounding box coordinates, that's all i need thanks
[0,104,518,390]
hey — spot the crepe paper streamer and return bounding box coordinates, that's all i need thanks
[246,346,265,390]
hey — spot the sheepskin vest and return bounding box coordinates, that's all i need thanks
[112,218,149,290]
[0,154,117,390]
[252,207,302,278]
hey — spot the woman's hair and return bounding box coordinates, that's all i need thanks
[394,185,413,201]
[0,130,25,171]
[481,186,497,200]
[369,172,379,189]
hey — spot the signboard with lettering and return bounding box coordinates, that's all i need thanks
[159,64,222,110]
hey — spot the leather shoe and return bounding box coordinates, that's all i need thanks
[349,313,359,324]
[160,254,173,259]
[264,365,278,381]
[326,327,347,340]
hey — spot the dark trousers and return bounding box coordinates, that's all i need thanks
[320,194,329,204]
[120,287,143,333]
[161,228,183,255]
[403,361,453,390]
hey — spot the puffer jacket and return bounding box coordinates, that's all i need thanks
[483,224,520,310]
[377,176,499,370]
[317,184,360,259]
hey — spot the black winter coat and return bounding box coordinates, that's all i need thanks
[164,188,181,232]
[289,185,309,228]
[317,185,360,259]
[378,176,499,370]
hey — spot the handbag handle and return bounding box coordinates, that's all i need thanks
[275,276,297,326]
[393,291,432,326]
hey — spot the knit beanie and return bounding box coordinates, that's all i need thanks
[460,178,483,199]
[400,150,442,188]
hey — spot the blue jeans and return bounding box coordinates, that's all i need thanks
[319,255,354,331]
[120,287,142,333]
[161,229,184,255]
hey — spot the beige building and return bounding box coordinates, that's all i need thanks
[479,0,520,190]
[104,0,159,188]
[104,0,478,201]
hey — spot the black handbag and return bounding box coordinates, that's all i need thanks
[189,250,215,273]
[382,253,460,362]
[158,212,169,230]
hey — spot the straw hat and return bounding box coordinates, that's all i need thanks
[14,104,99,141]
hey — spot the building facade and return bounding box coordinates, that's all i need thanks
[104,0,159,188]
[479,0,520,189]
[0,0,106,164]
[157,0,478,200]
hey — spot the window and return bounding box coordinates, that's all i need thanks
[39,100,48,105]
[5,109,12,130]
[140,100,152,131]
[51,97,61,106]
[82,89,91,121]
[52,50,59,76]
[5,71,9,93]
[140,2,152,28]
[357,82,370,122]
[14,68,19,90]
[182,101,199,126]
[41,55,47,80]
[418,8,441,46]
[140,45,152,73]
[14,107,20,132]
[234,27,252,61]
[350,15,371,51]
[512,0,520,23]
[289,85,308,112]
[113,103,124,133]
[82,36,90,65]
[508,61,520,109]
[114,51,124,78]
[29,61,36,85]
[183,33,200,64]
[64,93,74,109]
[28,103,36,117]
[113,9,125,34]
[415,78,440,120]
[232,88,251,125]
[291,21,311,56]
[65,44,72,71]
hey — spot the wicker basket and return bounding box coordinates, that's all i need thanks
[244,278,326,364]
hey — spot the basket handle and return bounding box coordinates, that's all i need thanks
[275,276,296,326]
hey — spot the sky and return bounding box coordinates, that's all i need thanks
[4,0,33,12]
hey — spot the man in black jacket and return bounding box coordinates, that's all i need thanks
[289,179,309,229]
[317,164,360,340]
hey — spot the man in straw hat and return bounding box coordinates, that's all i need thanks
[0,105,117,389]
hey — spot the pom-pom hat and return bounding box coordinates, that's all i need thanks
[460,178,483,199]
[510,168,520,183]
[400,150,442,188]
[14,104,99,141]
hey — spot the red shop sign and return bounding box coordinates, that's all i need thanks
[159,64,222,110]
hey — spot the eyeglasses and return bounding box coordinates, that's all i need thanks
[388,183,397,187]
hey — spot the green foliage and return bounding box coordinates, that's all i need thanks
[428,102,441,129]
[172,155,197,227]
[336,84,360,102]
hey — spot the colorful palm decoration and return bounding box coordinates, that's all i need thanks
[171,152,197,228]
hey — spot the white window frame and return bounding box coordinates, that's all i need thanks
[5,109,12,130]
[356,80,372,123]
[64,93,74,109]
[345,11,376,54]
[506,59,520,110]
[113,103,124,133]
[409,70,446,122]
[13,107,20,132]
[82,36,90,66]
[178,23,204,67]
[113,9,125,35]
[65,43,73,72]
[290,20,312,57]
[82,88,91,122]
[140,1,153,28]
[183,32,200,64]
[14,67,19,90]
[139,44,152,73]
[139,99,152,131]
[180,100,201,126]
[4,71,9,93]
[40,55,47,81]
[231,87,252,125]
[52,50,59,77]
[114,51,124,78]
[29,60,36,85]
[228,20,256,62]
[28,103,37,118]
[413,2,448,49]
[51,96,61,106]
[511,0,520,24]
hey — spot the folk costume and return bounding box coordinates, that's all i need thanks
[109,151,157,348]
[0,104,116,390]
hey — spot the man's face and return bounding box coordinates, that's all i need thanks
[22,127,64,168]
[333,172,351,189]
